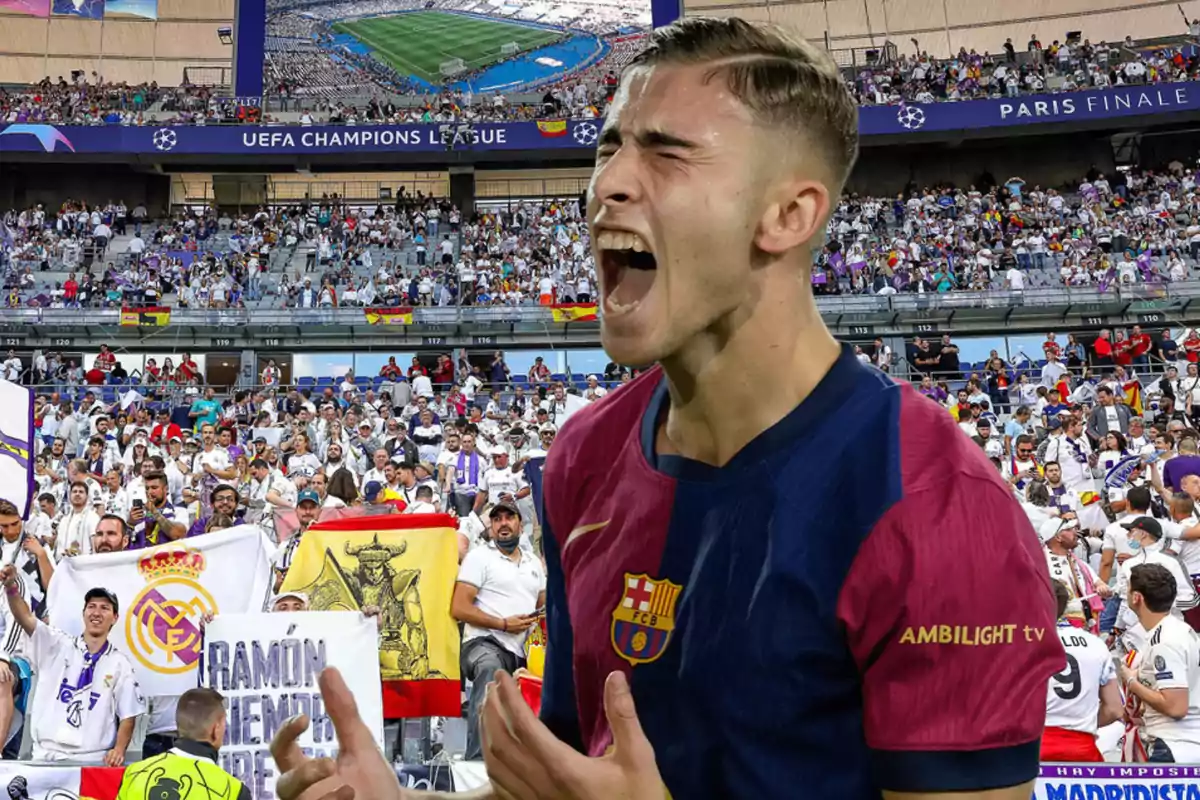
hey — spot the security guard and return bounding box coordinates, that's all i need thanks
[116,687,249,800]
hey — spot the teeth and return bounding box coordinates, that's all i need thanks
[605,296,641,315]
[596,230,650,254]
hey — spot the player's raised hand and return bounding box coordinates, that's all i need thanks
[482,670,666,800]
[271,667,404,800]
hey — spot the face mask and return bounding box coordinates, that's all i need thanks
[1127,536,1142,552]
[495,536,519,554]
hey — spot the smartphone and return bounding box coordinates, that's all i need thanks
[133,499,144,509]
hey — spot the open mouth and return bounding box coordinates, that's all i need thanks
[596,230,657,316]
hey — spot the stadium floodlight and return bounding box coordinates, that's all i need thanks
[217,26,233,45]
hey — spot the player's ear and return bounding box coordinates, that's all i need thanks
[754,175,830,257]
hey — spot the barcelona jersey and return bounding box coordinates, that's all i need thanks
[539,345,1064,798]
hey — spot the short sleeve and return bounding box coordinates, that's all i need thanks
[27,622,65,670]
[1099,649,1117,686]
[456,548,487,589]
[538,514,581,751]
[1149,636,1192,690]
[114,659,146,720]
[837,478,1062,793]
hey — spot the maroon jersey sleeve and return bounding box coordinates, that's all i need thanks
[836,474,1063,792]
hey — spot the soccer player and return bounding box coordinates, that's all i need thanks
[1041,581,1122,762]
[270,16,1061,800]
[1119,563,1200,762]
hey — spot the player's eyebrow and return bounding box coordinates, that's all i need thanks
[597,127,702,151]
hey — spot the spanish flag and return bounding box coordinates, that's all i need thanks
[536,119,568,137]
[364,307,414,326]
[119,306,170,327]
[1123,379,1143,416]
[280,513,462,717]
[550,303,598,322]
[1079,491,1101,506]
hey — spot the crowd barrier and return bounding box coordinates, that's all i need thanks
[0,281,1199,328]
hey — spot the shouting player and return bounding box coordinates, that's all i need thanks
[271,16,1061,800]
[1042,581,1123,761]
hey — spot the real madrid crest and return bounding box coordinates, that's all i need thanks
[124,544,217,675]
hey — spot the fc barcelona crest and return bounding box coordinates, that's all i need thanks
[611,573,683,666]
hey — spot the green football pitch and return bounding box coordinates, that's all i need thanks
[332,11,565,84]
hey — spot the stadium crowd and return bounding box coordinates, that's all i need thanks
[815,161,1200,294]
[1,315,1200,765]
[851,35,1200,105]
[4,28,1197,126]
[0,327,600,763]
[9,157,1200,312]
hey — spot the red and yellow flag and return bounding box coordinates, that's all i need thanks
[1123,379,1143,416]
[364,306,414,326]
[536,119,568,137]
[119,306,171,327]
[280,513,462,717]
[550,303,598,322]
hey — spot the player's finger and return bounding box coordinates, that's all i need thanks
[603,671,655,768]
[274,757,339,800]
[481,680,544,798]
[493,671,575,766]
[270,713,312,774]
[319,667,379,754]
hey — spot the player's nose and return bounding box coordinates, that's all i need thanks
[590,149,644,213]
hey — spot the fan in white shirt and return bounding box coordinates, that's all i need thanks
[1119,563,1200,763]
[0,572,144,765]
[1040,517,1112,631]
[54,483,99,561]
[1041,581,1123,762]
[1113,517,1197,635]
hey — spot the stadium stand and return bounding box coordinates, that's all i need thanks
[8,6,1200,796]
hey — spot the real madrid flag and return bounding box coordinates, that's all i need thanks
[0,378,34,519]
[279,513,462,717]
[45,525,275,697]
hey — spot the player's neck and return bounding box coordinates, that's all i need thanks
[659,280,840,467]
[1136,608,1170,631]
[82,631,108,653]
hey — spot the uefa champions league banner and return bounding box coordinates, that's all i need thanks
[45,526,275,698]
[202,612,385,800]
[5,83,1200,156]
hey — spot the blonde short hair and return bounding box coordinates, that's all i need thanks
[629,17,859,190]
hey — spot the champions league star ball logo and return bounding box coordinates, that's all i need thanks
[572,121,599,146]
[896,104,927,130]
[125,545,216,675]
[152,128,178,152]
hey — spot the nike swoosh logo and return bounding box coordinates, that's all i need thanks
[564,519,610,551]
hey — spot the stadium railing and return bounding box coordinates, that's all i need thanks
[3,283,1200,327]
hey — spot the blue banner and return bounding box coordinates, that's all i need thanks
[2,83,1199,156]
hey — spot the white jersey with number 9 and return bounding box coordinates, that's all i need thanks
[1045,624,1116,735]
